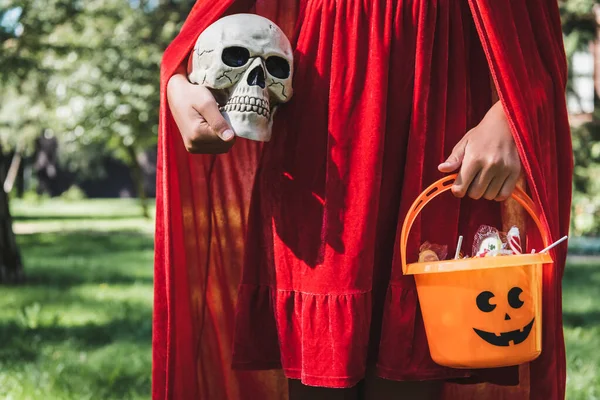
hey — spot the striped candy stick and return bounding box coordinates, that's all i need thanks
[507,226,522,254]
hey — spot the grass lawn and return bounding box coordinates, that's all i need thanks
[1,199,154,400]
[0,198,598,399]
[563,256,600,400]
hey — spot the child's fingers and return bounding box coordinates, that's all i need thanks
[193,89,235,142]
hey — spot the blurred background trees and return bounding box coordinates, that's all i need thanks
[561,0,600,236]
[1,0,194,213]
[0,0,194,280]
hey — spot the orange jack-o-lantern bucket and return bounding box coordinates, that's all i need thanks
[401,174,553,369]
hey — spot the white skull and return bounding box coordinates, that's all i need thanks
[188,14,294,142]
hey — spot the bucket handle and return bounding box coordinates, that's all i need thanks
[400,174,552,275]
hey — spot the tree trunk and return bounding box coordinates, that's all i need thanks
[0,145,24,283]
[126,145,150,219]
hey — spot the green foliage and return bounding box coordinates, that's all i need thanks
[559,1,600,236]
[560,3,596,60]
[59,185,86,201]
[0,0,193,174]
[560,0,597,47]
[560,1,596,105]
[571,122,600,235]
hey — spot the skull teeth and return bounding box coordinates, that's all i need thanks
[220,96,270,118]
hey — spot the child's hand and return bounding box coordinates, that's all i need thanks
[438,101,521,201]
[167,68,235,154]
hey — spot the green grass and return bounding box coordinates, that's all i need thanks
[563,256,600,400]
[1,199,154,400]
[1,198,599,399]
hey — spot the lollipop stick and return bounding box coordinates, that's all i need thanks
[539,236,568,254]
[454,235,463,259]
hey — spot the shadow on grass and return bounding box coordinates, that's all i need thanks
[13,230,154,288]
[18,229,154,257]
[0,229,154,363]
[0,298,152,364]
[562,256,600,327]
[564,260,600,285]
[563,310,600,329]
[20,266,153,288]
[0,223,154,398]
[0,312,153,399]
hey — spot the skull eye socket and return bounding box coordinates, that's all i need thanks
[476,291,496,313]
[508,287,524,309]
[222,47,250,67]
[266,56,290,79]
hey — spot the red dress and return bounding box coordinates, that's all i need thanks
[153,0,572,399]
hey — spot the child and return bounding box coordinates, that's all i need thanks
[154,1,573,399]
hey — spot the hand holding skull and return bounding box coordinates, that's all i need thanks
[168,14,293,153]
[186,14,293,143]
[167,66,236,154]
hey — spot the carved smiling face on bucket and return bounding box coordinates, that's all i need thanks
[188,14,294,142]
[414,265,542,368]
[473,287,535,347]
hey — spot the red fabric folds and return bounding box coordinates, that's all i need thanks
[153,1,572,399]
[275,289,372,388]
[463,2,572,399]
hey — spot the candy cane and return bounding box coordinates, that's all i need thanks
[507,226,522,254]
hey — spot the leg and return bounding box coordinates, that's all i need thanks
[288,379,360,400]
[361,374,443,400]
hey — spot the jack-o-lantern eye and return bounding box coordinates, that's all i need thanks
[476,291,496,313]
[508,287,524,309]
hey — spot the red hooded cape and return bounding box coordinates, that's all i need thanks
[153,1,572,399]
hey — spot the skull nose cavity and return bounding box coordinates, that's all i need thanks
[247,66,266,88]
[504,313,511,321]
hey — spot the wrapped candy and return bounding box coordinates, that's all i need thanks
[418,241,448,262]
[417,225,523,262]
[507,226,522,254]
[472,225,503,257]
[419,249,440,262]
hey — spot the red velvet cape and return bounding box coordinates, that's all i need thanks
[153,1,572,399]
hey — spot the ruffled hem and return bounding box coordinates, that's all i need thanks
[232,284,372,388]
[232,283,483,388]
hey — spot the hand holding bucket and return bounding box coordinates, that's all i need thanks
[400,174,554,369]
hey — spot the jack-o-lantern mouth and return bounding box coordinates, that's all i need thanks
[473,318,535,347]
